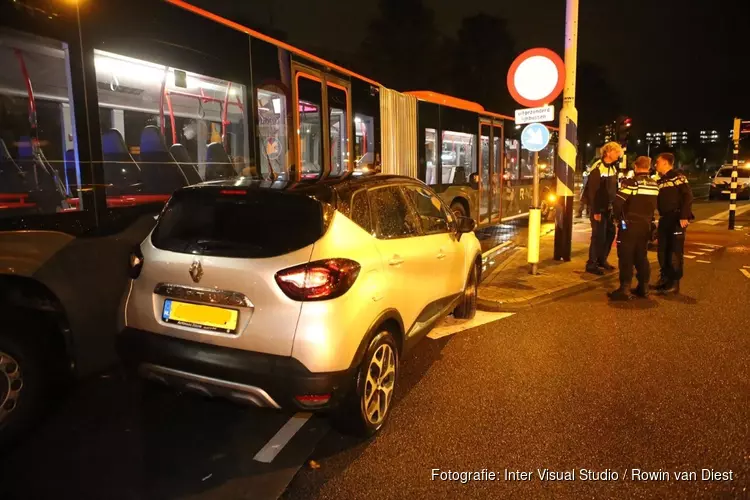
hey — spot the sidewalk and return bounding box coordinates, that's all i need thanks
[477,221,659,311]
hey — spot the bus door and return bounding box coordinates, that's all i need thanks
[292,64,352,182]
[478,119,504,224]
[491,121,504,223]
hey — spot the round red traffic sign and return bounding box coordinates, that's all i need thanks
[507,48,565,108]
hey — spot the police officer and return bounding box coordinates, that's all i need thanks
[608,156,659,300]
[585,142,622,275]
[653,152,693,294]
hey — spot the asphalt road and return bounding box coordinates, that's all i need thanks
[1,200,748,500]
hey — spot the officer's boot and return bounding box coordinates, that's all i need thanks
[600,261,616,272]
[660,280,680,295]
[631,282,649,298]
[608,284,632,301]
[653,276,670,291]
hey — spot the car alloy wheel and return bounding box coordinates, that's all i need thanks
[0,350,23,425]
[362,343,396,427]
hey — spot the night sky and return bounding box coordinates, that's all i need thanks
[195,0,748,133]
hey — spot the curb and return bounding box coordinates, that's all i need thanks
[477,260,659,312]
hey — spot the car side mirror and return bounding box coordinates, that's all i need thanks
[455,216,476,240]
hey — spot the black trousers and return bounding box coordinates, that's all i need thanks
[617,221,651,287]
[657,215,686,282]
[587,211,616,267]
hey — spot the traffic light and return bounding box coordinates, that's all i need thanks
[617,117,632,146]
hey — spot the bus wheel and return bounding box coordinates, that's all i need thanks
[451,201,467,218]
[0,332,47,449]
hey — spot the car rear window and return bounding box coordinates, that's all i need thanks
[717,168,750,178]
[151,188,328,258]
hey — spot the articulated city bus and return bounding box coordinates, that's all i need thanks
[0,0,556,443]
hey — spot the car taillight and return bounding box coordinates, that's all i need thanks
[275,259,360,301]
[128,245,144,279]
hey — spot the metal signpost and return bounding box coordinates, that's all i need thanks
[729,117,745,230]
[520,124,551,274]
[507,48,565,274]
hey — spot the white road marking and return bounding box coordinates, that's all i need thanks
[741,269,750,279]
[428,311,514,340]
[684,255,696,259]
[697,243,721,249]
[689,251,706,255]
[696,260,711,264]
[253,412,312,463]
[702,203,750,223]
[744,265,750,269]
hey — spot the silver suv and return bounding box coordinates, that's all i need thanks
[117,175,481,435]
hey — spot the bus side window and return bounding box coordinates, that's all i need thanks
[92,49,250,206]
[441,130,476,186]
[0,29,82,217]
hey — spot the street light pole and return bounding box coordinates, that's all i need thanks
[553,0,579,261]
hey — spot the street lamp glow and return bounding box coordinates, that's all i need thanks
[587,143,591,147]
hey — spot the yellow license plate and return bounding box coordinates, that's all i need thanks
[162,299,239,333]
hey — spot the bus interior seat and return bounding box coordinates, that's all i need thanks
[138,125,189,194]
[102,128,144,195]
[169,143,202,184]
[205,142,237,181]
[0,138,29,193]
[16,135,66,202]
[453,166,467,185]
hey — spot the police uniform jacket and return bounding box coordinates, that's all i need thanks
[586,159,619,214]
[657,169,693,220]
[613,174,658,223]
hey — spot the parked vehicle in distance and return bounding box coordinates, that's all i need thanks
[117,174,482,435]
[709,166,750,200]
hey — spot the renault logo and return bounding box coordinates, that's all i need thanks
[189,260,203,283]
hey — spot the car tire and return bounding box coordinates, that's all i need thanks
[333,330,399,437]
[450,201,467,219]
[0,331,50,449]
[454,263,478,319]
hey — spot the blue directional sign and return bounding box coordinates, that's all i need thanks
[521,122,551,152]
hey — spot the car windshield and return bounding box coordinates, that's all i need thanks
[151,188,327,258]
[717,168,750,178]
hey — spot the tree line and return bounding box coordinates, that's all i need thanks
[349,0,622,149]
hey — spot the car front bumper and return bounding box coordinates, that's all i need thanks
[710,185,749,196]
[117,328,354,410]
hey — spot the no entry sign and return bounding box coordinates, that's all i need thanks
[507,48,565,108]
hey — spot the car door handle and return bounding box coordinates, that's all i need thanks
[436,251,446,260]
[388,256,404,266]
